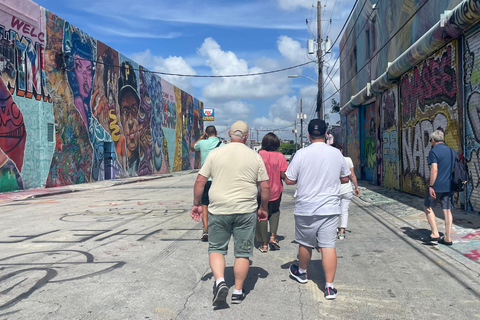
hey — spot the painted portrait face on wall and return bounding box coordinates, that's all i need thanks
[120,91,139,153]
[74,55,93,99]
[0,81,26,171]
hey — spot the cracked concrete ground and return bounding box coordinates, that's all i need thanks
[0,173,479,319]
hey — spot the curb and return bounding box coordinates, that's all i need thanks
[0,170,199,203]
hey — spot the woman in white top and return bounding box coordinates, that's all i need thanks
[332,142,359,239]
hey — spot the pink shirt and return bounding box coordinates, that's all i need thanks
[259,150,289,201]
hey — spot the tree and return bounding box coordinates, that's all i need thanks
[278,141,299,155]
[330,98,340,113]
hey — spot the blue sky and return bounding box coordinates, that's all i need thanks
[35,0,355,141]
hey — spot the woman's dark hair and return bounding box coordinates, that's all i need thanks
[332,142,343,152]
[261,132,280,151]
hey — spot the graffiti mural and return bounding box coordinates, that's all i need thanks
[464,32,480,213]
[361,103,376,181]
[381,87,400,190]
[161,78,177,171]
[0,2,203,193]
[400,42,460,197]
[345,108,360,178]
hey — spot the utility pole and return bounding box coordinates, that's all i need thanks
[294,119,298,152]
[317,1,323,120]
[300,99,304,148]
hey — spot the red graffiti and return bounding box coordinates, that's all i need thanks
[10,16,45,43]
[465,249,480,261]
[461,230,480,240]
[400,45,457,121]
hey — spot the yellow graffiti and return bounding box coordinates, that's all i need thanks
[109,109,121,142]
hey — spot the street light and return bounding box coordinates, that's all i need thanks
[288,74,323,120]
[288,74,318,84]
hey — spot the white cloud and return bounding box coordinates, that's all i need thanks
[276,0,312,11]
[198,38,290,100]
[277,35,309,65]
[251,95,298,140]
[130,49,196,95]
[93,25,181,39]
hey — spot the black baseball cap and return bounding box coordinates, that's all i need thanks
[308,119,327,136]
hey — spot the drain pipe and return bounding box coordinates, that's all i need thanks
[340,0,480,116]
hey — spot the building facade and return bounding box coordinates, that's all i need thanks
[0,0,203,193]
[339,0,480,213]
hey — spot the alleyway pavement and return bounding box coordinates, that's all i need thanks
[0,172,479,319]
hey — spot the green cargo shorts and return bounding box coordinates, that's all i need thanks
[208,211,256,257]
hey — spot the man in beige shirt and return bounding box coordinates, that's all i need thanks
[191,120,270,306]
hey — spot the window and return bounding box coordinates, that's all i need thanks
[47,123,55,142]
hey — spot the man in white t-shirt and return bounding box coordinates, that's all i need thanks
[285,119,350,300]
[191,120,270,306]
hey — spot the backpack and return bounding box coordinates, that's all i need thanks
[451,149,467,192]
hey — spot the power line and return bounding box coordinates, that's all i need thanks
[57,51,315,78]
[322,0,431,104]
[322,0,375,93]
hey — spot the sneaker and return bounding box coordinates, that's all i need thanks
[338,233,345,240]
[201,229,208,242]
[231,291,246,304]
[324,287,337,300]
[289,264,308,284]
[212,281,228,306]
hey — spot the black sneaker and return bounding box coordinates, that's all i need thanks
[289,264,308,284]
[231,291,246,304]
[324,287,337,300]
[212,281,228,306]
[201,229,208,242]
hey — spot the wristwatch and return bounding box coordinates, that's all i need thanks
[429,185,434,188]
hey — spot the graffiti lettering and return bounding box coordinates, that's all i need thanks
[10,16,45,43]
[400,45,456,122]
[0,250,124,311]
[9,30,51,101]
[467,91,480,142]
[382,130,398,163]
[402,113,447,177]
[109,109,121,142]
[467,149,480,212]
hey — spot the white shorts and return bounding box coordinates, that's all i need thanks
[294,214,339,248]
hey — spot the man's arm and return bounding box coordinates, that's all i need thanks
[190,133,207,152]
[429,163,438,198]
[340,176,350,184]
[193,174,208,205]
[285,177,296,185]
[257,180,270,221]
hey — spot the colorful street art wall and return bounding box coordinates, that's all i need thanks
[380,86,400,190]
[339,0,463,107]
[345,108,361,178]
[464,29,480,213]
[399,42,460,197]
[360,103,376,181]
[0,1,203,192]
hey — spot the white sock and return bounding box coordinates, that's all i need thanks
[215,278,225,286]
[299,267,307,274]
[233,288,243,295]
[325,282,334,289]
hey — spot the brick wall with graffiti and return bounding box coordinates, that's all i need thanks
[0,1,203,192]
[464,29,480,213]
[399,42,461,197]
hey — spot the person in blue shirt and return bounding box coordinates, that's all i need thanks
[424,129,455,246]
[190,125,223,241]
